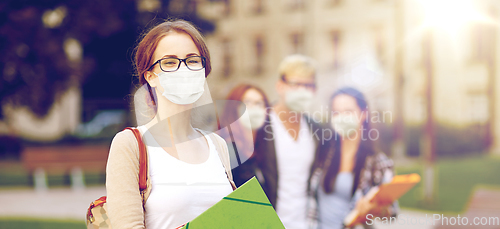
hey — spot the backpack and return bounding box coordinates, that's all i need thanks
[86,127,236,229]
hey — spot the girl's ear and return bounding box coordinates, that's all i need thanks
[144,71,157,87]
[276,77,286,98]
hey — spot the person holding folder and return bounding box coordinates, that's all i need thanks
[307,87,398,229]
[105,19,235,229]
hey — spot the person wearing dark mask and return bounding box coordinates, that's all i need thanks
[254,54,330,229]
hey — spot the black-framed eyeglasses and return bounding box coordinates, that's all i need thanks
[281,75,316,90]
[148,56,206,72]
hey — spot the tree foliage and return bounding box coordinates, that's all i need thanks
[0,0,213,119]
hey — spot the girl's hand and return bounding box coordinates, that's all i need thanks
[355,196,392,219]
[355,196,373,217]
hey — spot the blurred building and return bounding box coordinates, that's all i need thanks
[199,0,500,155]
[200,0,396,112]
[2,0,500,155]
[397,0,500,154]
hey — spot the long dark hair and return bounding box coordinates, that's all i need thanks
[322,87,377,195]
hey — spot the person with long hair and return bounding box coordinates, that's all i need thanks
[105,19,235,229]
[308,87,398,229]
[220,84,270,187]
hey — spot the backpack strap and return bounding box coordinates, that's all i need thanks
[212,134,237,191]
[124,127,148,191]
[199,130,237,191]
[125,126,235,192]
[210,100,236,190]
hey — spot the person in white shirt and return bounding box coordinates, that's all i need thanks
[254,54,331,229]
[106,19,235,229]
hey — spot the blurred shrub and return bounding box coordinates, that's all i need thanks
[435,124,488,157]
[405,125,422,157]
[404,123,488,158]
[372,122,394,156]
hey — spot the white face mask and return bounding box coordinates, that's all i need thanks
[284,88,314,112]
[239,106,266,130]
[331,114,360,138]
[154,67,205,105]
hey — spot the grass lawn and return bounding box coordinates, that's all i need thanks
[0,218,86,229]
[396,155,500,213]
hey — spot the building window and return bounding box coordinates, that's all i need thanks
[251,0,264,14]
[287,0,305,10]
[290,32,304,54]
[222,0,232,16]
[471,24,493,62]
[374,26,386,66]
[221,38,233,78]
[467,93,488,123]
[332,30,341,69]
[414,96,426,123]
[327,0,342,7]
[168,0,185,14]
[254,35,265,75]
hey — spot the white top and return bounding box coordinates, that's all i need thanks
[270,111,315,229]
[138,126,233,229]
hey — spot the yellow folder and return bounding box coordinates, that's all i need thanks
[179,177,285,229]
[344,173,421,227]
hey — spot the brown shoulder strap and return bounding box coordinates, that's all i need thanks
[124,127,148,191]
[208,133,237,191]
[197,129,237,191]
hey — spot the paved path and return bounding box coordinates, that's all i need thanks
[0,186,434,228]
[371,210,436,229]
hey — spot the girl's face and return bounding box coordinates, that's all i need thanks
[331,94,365,123]
[241,88,265,110]
[146,31,200,94]
[239,88,267,130]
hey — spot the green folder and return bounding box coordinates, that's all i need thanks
[180,177,285,229]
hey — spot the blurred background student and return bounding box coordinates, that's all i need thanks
[308,87,398,229]
[220,84,270,187]
[254,54,330,229]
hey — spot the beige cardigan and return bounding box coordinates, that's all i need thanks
[106,128,235,229]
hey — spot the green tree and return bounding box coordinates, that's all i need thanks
[0,0,213,120]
